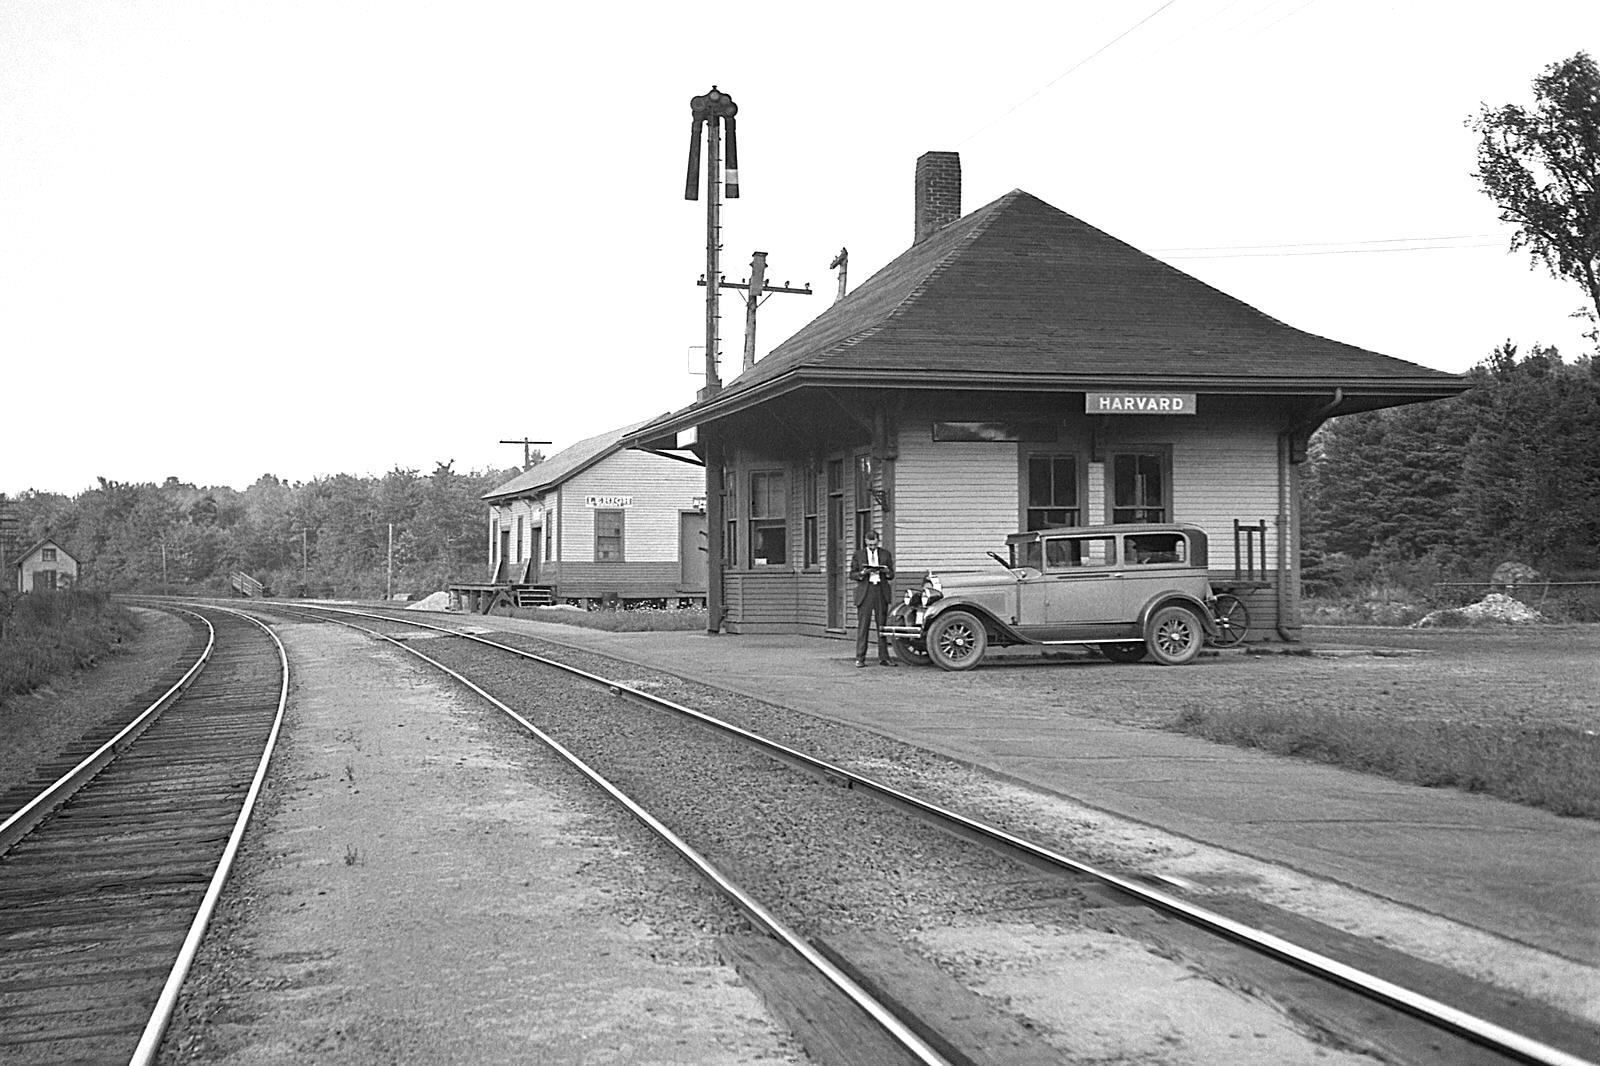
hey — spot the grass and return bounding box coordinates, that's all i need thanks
[0,591,140,706]
[1170,703,1600,819]
[499,604,710,633]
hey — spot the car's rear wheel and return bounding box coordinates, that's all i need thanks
[1146,605,1205,666]
[1100,642,1148,663]
[926,611,988,671]
[891,636,931,665]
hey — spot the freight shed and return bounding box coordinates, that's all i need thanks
[623,152,1473,640]
[451,420,706,613]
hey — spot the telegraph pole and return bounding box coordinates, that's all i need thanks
[699,251,812,372]
[830,248,848,302]
[499,438,551,470]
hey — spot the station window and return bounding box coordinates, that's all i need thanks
[749,470,787,566]
[1025,454,1079,530]
[41,547,57,562]
[594,509,624,562]
[724,466,738,567]
[515,517,523,563]
[1108,449,1170,523]
[545,519,553,562]
[854,455,873,548]
[803,464,819,568]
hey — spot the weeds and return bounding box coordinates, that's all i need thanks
[0,591,139,705]
[1169,704,1600,819]
[501,604,709,633]
[343,844,361,866]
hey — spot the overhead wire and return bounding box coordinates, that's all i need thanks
[1155,234,1508,259]
[955,0,1182,147]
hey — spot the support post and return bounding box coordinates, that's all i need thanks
[704,432,724,634]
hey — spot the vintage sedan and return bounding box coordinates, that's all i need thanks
[883,524,1217,671]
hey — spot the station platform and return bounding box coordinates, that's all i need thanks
[434,612,1600,992]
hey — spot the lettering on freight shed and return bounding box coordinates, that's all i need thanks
[586,495,634,508]
[1085,392,1196,415]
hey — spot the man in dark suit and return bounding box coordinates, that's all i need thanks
[850,529,896,667]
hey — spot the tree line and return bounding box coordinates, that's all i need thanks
[6,344,1598,601]
[2,461,522,599]
[1303,343,1600,591]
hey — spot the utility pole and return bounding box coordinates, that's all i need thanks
[499,438,551,470]
[698,251,812,372]
[830,248,848,302]
[387,523,394,601]
[685,86,739,634]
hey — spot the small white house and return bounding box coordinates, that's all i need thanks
[456,420,707,610]
[13,536,78,592]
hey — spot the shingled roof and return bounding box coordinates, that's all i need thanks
[482,420,651,502]
[627,188,1468,442]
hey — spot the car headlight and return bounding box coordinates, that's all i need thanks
[923,573,942,603]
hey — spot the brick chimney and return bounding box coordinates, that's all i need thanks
[914,151,961,243]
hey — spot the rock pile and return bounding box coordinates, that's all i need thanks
[405,591,453,612]
[1413,592,1544,628]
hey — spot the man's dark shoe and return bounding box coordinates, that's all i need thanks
[855,659,866,668]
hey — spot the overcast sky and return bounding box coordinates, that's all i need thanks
[3,0,1596,497]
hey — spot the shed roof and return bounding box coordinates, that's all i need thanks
[482,419,655,502]
[626,189,1470,443]
[11,536,74,569]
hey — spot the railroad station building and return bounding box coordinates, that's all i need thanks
[13,535,79,593]
[623,152,1472,639]
[452,420,707,612]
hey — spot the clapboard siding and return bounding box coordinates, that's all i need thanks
[544,561,688,600]
[892,414,1284,576]
[895,424,1020,576]
[725,569,802,632]
[1165,418,1281,573]
[560,450,703,564]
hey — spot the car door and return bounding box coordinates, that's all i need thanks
[1024,535,1123,640]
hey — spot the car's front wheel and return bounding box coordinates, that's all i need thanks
[1145,605,1205,666]
[926,611,988,671]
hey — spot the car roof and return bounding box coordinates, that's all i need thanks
[1005,523,1205,544]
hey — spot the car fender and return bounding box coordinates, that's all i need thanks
[922,599,1030,645]
[1138,593,1217,637]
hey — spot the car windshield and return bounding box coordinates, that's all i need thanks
[1013,540,1043,570]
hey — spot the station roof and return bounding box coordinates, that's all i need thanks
[624,188,1472,447]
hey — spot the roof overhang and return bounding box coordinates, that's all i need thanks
[619,366,1473,449]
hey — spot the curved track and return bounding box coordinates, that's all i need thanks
[262,601,1596,1066]
[0,605,288,1066]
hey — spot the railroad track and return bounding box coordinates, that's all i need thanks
[0,604,287,1066]
[243,601,1597,1066]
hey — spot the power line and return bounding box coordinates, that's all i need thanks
[1160,241,1505,260]
[1155,233,1503,251]
[956,1,1182,147]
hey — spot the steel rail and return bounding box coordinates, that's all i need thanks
[0,606,215,854]
[297,603,1595,1066]
[282,605,955,1066]
[128,605,291,1066]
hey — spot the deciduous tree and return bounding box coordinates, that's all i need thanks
[1471,52,1600,349]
